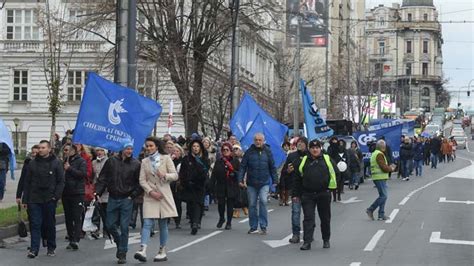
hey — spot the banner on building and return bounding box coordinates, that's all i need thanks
[240,114,287,168]
[230,92,288,144]
[287,0,328,47]
[73,72,162,157]
[353,124,403,161]
[300,80,333,139]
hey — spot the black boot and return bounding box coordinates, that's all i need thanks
[300,242,311,250]
[225,223,232,230]
[289,234,300,244]
[323,240,330,248]
[217,219,225,229]
[191,224,198,235]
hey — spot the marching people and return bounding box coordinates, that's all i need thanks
[423,138,432,166]
[202,137,216,212]
[366,140,396,221]
[0,142,12,202]
[292,139,338,250]
[440,138,452,163]
[178,139,210,235]
[91,147,109,238]
[430,136,441,169]
[232,144,248,218]
[62,144,87,250]
[348,141,363,190]
[95,143,143,264]
[413,137,425,177]
[16,145,39,204]
[171,143,185,229]
[23,140,65,258]
[400,137,414,181]
[209,142,240,230]
[329,139,350,202]
[449,136,457,160]
[134,137,178,262]
[281,137,308,244]
[238,133,277,235]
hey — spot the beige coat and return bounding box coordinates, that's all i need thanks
[139,155,178,219]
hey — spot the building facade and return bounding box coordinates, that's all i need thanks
[365,0,443,115]
[0,0,279,153]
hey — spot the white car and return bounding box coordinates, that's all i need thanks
[423,124,441,136]
[451,128,465,136]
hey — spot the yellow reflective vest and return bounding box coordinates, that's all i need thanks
[370,150,389,181]
[298,154,337,189]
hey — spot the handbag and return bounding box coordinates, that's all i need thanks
[82,201,98,232]
[17,204,28,238]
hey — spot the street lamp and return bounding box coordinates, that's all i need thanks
[12,118,20,155]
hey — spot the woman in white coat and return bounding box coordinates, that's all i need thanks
[134,137,178,263]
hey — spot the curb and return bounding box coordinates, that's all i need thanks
[0,214,65,242]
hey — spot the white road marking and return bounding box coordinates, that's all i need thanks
[340,197,363,204]
[104,232,141,249]
[457,155,474,165]
[439,197,474,205]
[169,230,223,253]
[239,209,274,224]
[399,197,410,206]
[385,209,399,224]
[421,222,424,229]
[364,230,385,251]
[263,230,303,248]
[430,232,474,246]
[350,263,362,266]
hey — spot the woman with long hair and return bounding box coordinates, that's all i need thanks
[209,142,240,230]
[170,143,185,229]
[178,139,210,235]
[134,137,178,262]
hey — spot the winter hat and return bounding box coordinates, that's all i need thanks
[191,133,201,141]
[309,139,322,149]
[122,142,133,150]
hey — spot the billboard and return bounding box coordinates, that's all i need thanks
[287,0,328,47]
[343,95,397,123]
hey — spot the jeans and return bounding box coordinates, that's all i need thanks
[414,160,423,176]
[247,185,269,230]
[106,197,133,254]
[350,172,360,186]
[291,200,301,235]
[368,180,388,218]
[400,160,410,178]
[430,153,438,169]
[62,197,84,243]
[29,201,57,253]
[0,169,6,200]
[204,194,210,207]
[140,218,168,247]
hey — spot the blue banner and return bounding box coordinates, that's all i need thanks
[368,119,415,137]
[300,80,333,140]
[73,72,162,157]
[230,92,288,144]
[353,124,403,161]
[0,119,16,180]
[240,114,287,168]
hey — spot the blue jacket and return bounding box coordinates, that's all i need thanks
[413,142,424,161]
[238,144,277,188]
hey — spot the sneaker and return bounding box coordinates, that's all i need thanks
[47,250,56,257]
[323,240,330,248]
[134,246,147,262]
[289,234,300,244]
[355,184,359,190]
[260,228,267,235]
[248,228,259,234]
[91,231,100,240]
[225,223,232,230]
[69,242,79,250]
[300,242,311,250]
[27,251,37,259]
[366,209,375,220]
[153,246,168,262]
[378,216,390,221]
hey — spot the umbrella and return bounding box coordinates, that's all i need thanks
[421,131,431,138]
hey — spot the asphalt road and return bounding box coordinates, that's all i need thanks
[1,141,473,266]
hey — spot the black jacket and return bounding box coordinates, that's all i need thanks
[210,157,240,199]
[96,155,142,200]
[430,137,441,154]
[63,153,87,198]
[23,155,65,204]
[178,154,210,203]
[292,155,339,197]
[0,143,10,171]
[16,157,32,201]
[280,150,306,190]
[348,148,363,173]
[400,143,414,160]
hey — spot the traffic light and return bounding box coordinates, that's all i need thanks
[468,91,471,96]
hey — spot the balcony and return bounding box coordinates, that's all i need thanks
[0,40,106,53]
[396,21,441,31]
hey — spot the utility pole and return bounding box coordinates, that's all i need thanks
[127,0,137,89]
[377,60,382,119]
[230,0,240,116]
[115,0,129,86]
[324,5,330,109]
[346,19,350,119]
[293,17,301,137]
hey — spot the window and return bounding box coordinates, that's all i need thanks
[379,41,385,55]
[407,13,412,22]
[6,9,39,40]
[422,63,428,76]
[406,63,412,75]
[67,71,85,101]
[423,40,429,53]
[137,70,154,98]
[406,40,412,53]
[379,17,385,26]
[13,70,28,101]
[423,13,428,21]
[374,63,383,76]
[422,87,430,97]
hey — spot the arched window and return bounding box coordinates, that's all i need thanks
[422,87,430,97]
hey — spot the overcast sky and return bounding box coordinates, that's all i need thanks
[366,0,474,109]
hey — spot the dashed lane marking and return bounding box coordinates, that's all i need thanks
[168,230,223,253]
[385,209,399,224]
[364,230,385,251]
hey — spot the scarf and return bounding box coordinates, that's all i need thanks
[222,156,234,182]
[194,154,208,173]
[149,151,160,172]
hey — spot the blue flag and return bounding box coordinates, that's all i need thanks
[73,72,162,157]
[300,80,333,140]
[240,114,287,168]
[353,124,403,161]
[0,119,16,180]
[230,92,288,144]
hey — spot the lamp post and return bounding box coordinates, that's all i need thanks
[13,118,20,155]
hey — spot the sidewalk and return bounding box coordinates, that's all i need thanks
[0,169,22,209]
